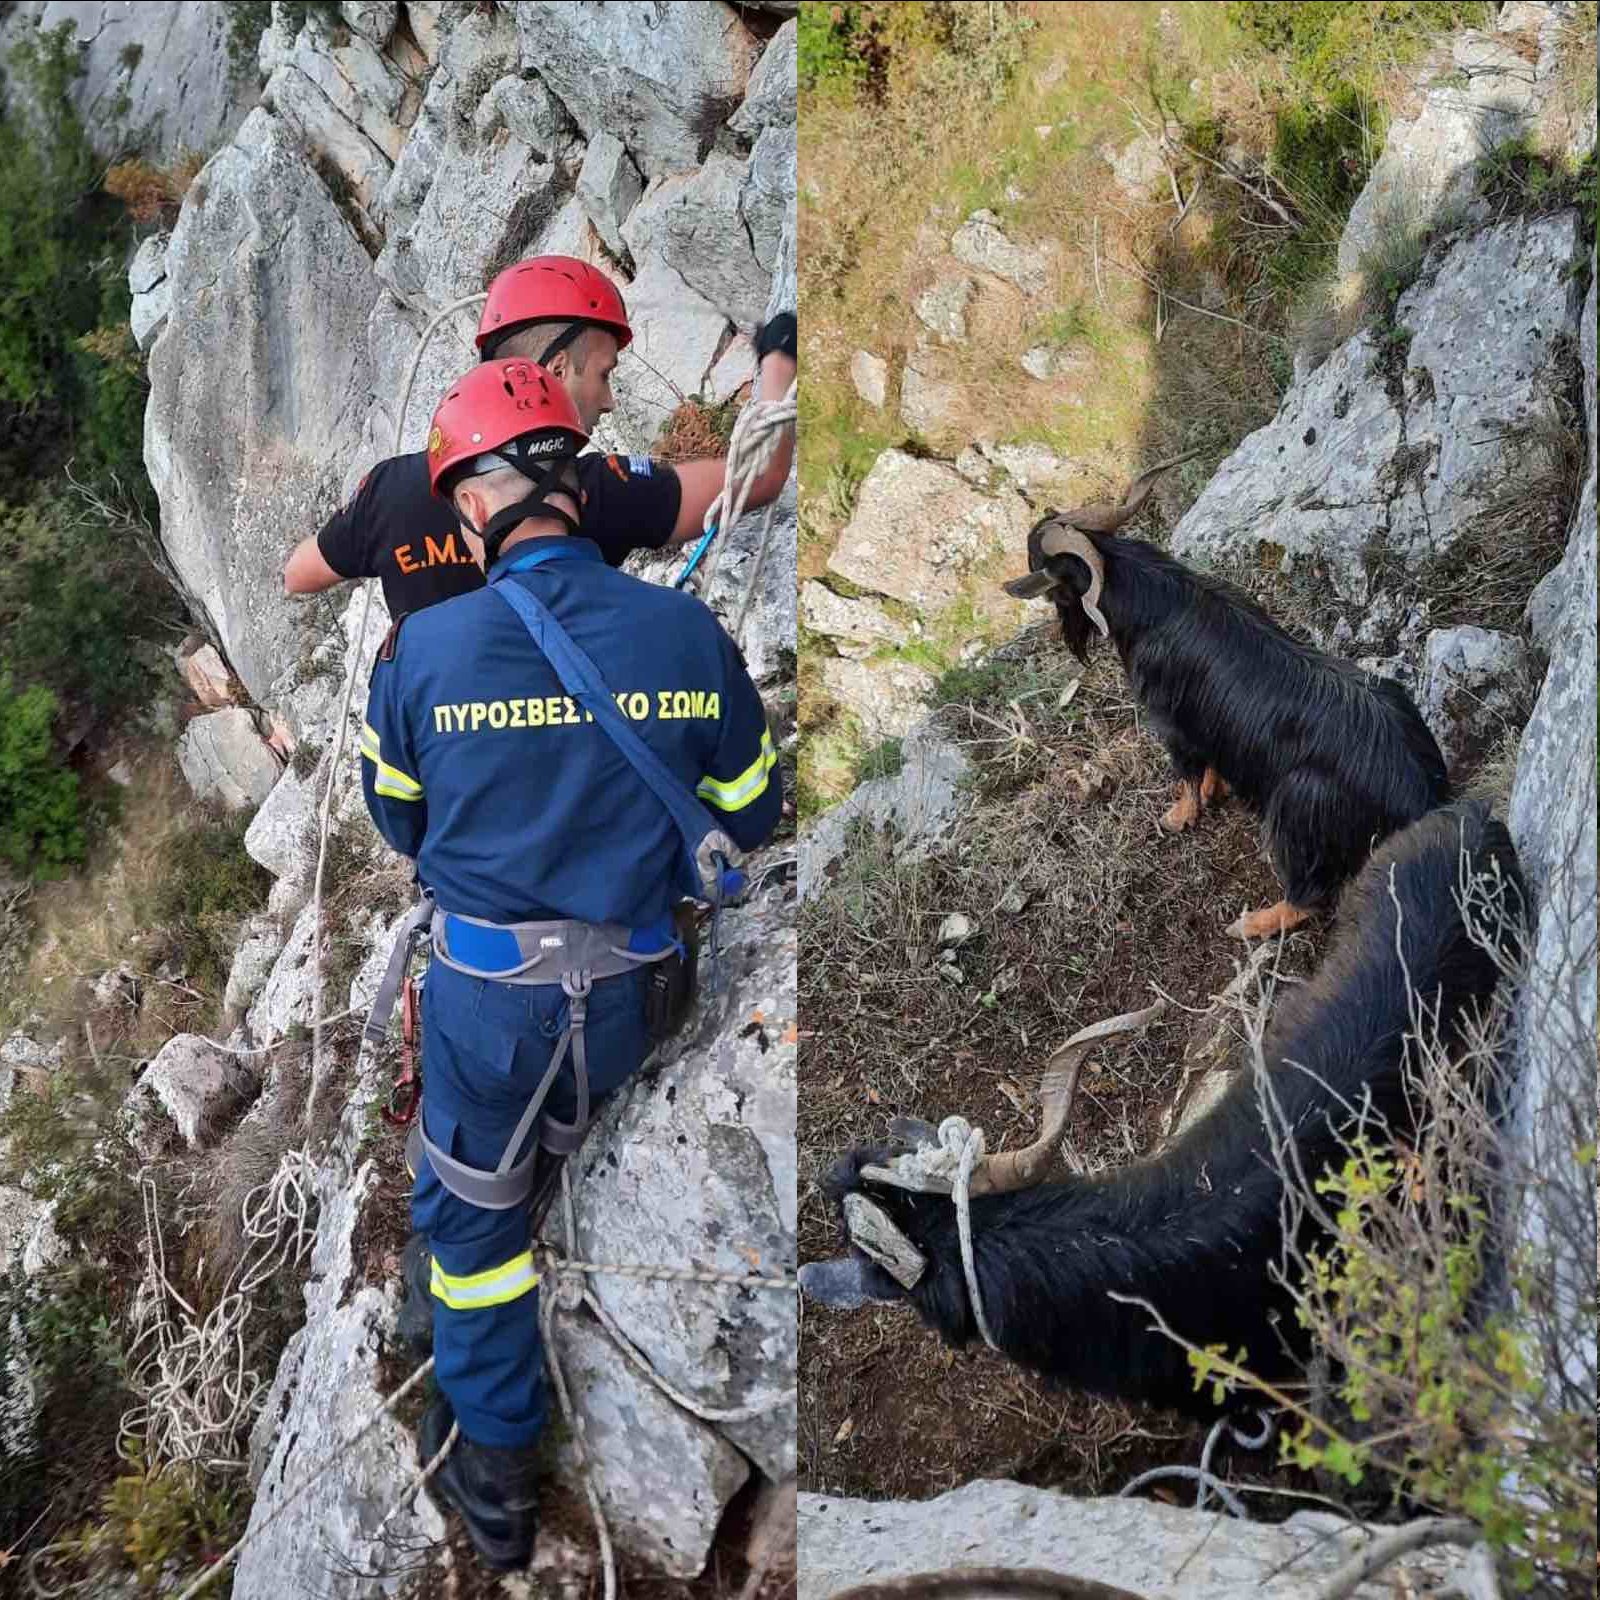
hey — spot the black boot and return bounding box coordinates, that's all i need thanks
[420,1397,540,1571]
[396,1233,433,1354]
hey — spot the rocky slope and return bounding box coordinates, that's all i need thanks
[798,2,1594,1589]
[0,0,796,1590]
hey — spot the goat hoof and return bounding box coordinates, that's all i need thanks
[1160,800,1198,832]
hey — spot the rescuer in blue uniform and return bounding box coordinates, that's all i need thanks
[283,254,798,617]
[360,359,780,1569]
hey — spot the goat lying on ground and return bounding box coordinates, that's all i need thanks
[1003,461,1450,938]
[801,802,1524,1420]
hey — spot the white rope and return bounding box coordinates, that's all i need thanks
[1117,1410,1273,1519]
[121,1151,320,1472]
[305,291,487,1130]
[690,376,797,651]
[951,1125,1001,1352]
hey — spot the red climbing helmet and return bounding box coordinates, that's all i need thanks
[475,255,633,356]
[426,360,590,498]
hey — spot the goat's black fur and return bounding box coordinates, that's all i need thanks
[823,802,1524,1418]
[1030,525,1450,909]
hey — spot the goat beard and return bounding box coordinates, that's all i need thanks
[1055,594,1098,664]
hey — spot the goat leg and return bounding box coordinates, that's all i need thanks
[1227,900,1313,940]
[1160,778,1203,832]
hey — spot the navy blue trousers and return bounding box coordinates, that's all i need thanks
[413,959,649,1447]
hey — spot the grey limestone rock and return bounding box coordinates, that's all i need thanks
[245,764,318,884]
[799,581,906,659]
[0,1,254,160]
[235,1157,445,1598]
[577,130,645,261]
[177,709,284,812]
[571,886,797,1483]
[146,108,376,704]
[914,276,976,343]
[225,915,288,1014]
[829,450,1032,614]
[1172,212,1585,646]
[1417,624,1537,769]
[731,18,797,138]
[951,208,1052,295]
[850,350,889,409]
[798,1483,1458,1599]
[817,656,938,741]
[123,1034,257,1155]
[899,348,965,438]
[1338,30,1541,276]
[511,1,760,181]
[798,719,973,896]
[549,1313,751,1576]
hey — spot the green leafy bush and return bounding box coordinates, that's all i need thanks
[799,2,870,92]
[143,812,272,993]
[0,673,84,877]
[1226,2,1494,91]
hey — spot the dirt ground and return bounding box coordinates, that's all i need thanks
[797,632,1334,1512]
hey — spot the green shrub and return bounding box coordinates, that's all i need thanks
[0,673,84,878]
[1226,2,1494,92]
[0,492,171,723]
[144,811,272,994]
[799,2,870,92]
[799,1,1027,100]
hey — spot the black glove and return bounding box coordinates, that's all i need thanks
[754,311,796,362]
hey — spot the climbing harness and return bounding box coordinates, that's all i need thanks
[404,903,676,1211]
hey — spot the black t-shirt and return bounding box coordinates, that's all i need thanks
[316,448,684,617]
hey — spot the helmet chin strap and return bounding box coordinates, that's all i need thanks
[469,458,582,567]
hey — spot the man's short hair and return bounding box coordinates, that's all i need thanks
[494,320,596,371]
[452,460,581,521]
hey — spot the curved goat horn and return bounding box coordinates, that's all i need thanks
[1059,449,1203,536]
[971,998,1167,1195]
[1036,523,1110,639]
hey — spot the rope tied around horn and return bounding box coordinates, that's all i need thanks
[854,999,1167,1355]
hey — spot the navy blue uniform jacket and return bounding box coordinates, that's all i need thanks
[360,539,779,931]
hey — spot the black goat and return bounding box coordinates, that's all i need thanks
[1003,466,1450,938]
[802,802,1524,1419]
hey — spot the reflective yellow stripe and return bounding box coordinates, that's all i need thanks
[359,722,423,799]
[696,730,777,813]
[374,777,424,802]
[430,1251,540,1310]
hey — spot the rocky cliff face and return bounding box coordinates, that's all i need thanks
[0,0,257,159]
[56,0,800,1588]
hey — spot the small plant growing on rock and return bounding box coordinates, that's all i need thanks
[103,152,205,227]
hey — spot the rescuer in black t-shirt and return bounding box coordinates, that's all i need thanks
[282,255,797,618]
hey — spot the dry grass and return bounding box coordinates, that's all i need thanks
[1546,1,1598,154]
[657,394,742,463]
[798,634,1328,1500]
[6,751,224,1056]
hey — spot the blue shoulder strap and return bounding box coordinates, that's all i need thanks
[490,573,744,904]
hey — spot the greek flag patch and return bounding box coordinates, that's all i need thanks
[628,455,653,477]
